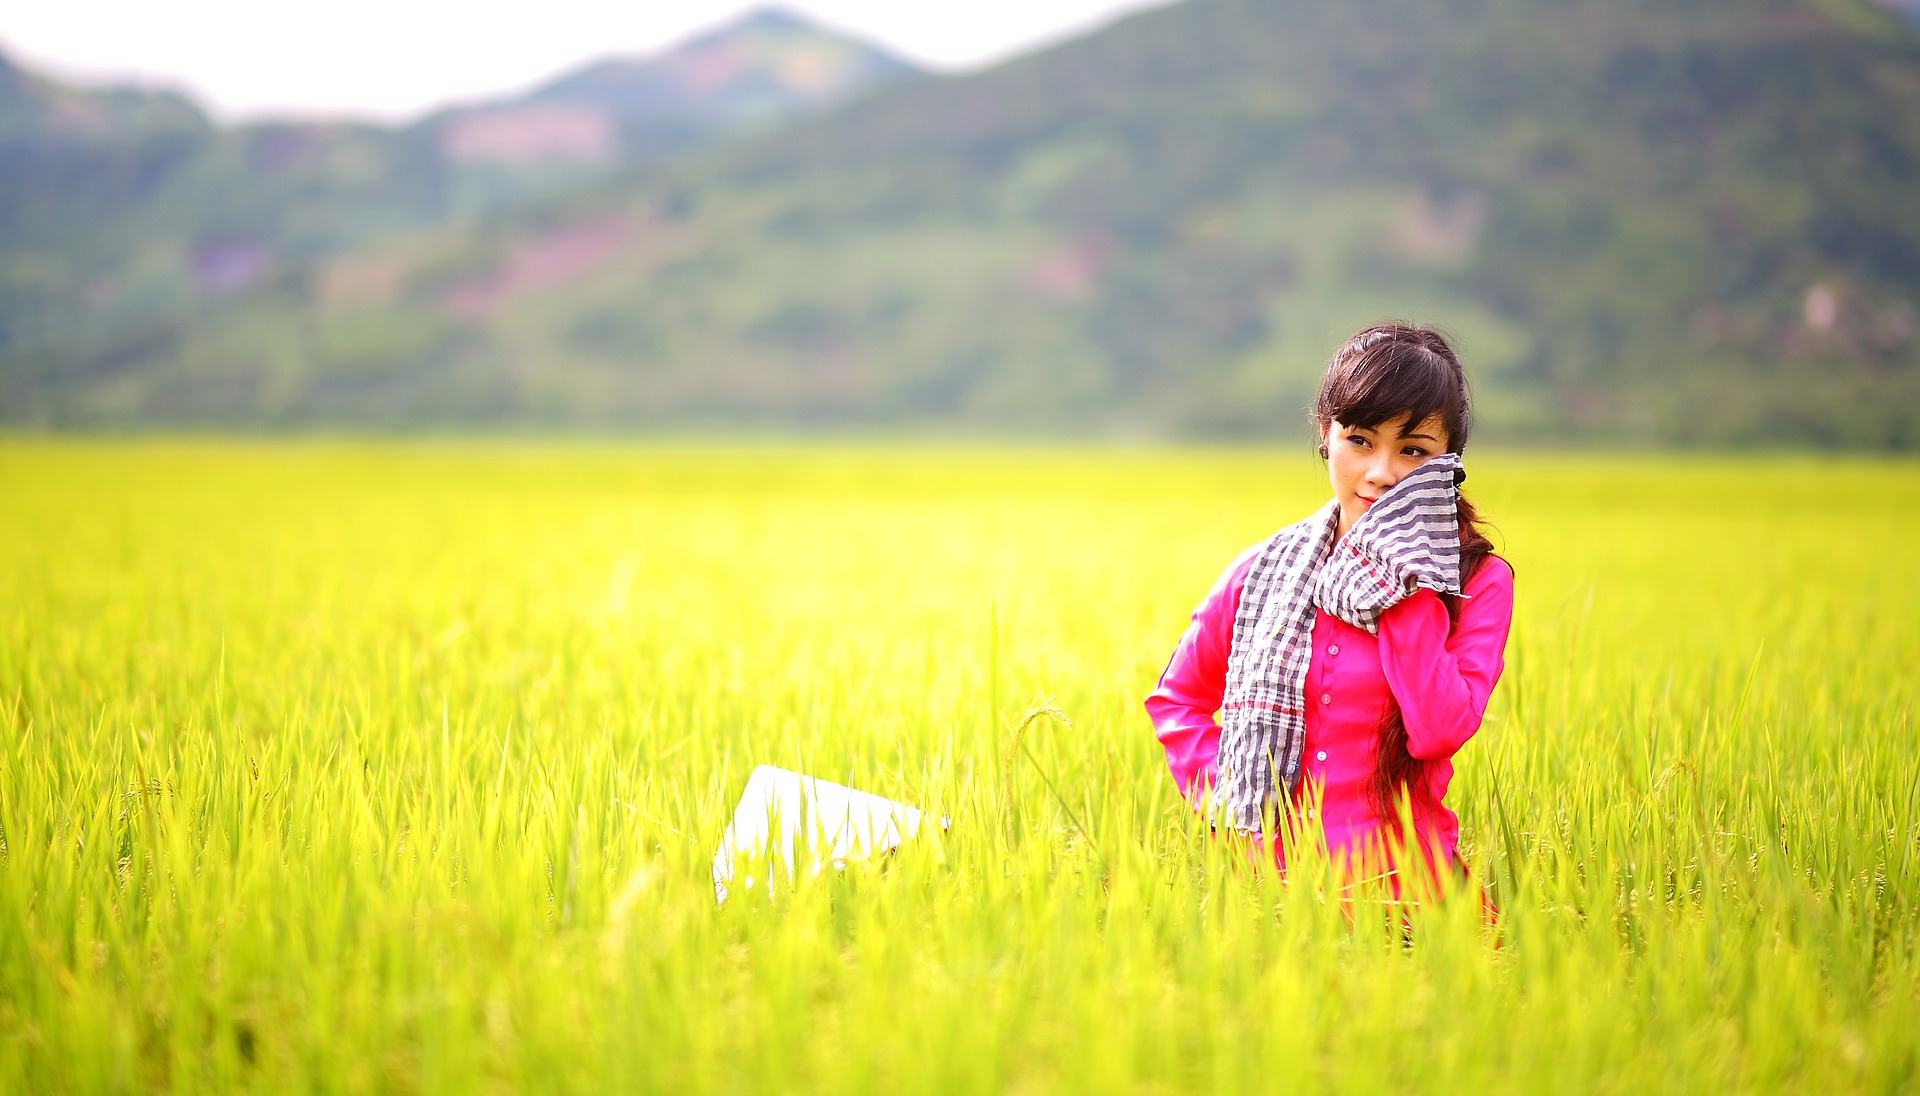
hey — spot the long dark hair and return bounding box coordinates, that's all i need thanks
[1311,323,1497,825]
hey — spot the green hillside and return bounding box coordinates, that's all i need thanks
[6,0,1920,445]
[0,8,917,425]
[424,9,919,215]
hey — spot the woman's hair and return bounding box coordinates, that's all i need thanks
[1311,323,1498,825]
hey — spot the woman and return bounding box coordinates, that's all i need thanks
[1145,323,1513,894]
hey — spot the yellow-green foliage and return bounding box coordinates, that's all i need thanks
[1,441,1916,1092]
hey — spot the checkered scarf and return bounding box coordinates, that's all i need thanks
[1214,453,1466,832]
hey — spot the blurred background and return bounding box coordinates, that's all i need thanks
[3,0,1917,446]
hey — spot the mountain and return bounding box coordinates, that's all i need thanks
[525,8,918,147]
[0,8,919,420]
[5,0,1919,446]
[424,9,920,209]
[1875,0,1920,24]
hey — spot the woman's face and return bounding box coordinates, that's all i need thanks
[1325,411,1449,537]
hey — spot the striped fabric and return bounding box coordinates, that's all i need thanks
[1214,453,1465,832]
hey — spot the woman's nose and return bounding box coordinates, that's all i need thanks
[1366,453,1398,486]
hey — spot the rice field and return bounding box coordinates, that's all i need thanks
[2,439,1916,1093]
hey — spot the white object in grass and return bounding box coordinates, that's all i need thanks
[711,765,942,903]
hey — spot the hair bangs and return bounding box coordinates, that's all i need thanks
[1314,328,1471,451]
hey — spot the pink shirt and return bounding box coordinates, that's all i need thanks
[1147,540,1514,872]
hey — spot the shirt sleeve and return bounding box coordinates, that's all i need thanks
[1376,555,1514,763]
[1145,544,1260,804]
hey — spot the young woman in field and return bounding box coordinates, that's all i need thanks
[1145,323,1513,897]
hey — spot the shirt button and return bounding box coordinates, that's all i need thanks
[1320,693,1331,705]
[1328,644,1340,656]
[1316,750,1327,762]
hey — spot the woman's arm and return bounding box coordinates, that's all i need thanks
[1145,546,1260,804]
[1377,555,1514,762]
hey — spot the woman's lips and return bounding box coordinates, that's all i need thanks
[1358,495,1378,507]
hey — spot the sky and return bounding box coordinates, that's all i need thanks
[0,0,1170,122]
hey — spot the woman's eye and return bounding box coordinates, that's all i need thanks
[1402,447,1428,458]
[1346,435,1368,448]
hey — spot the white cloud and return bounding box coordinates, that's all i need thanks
[0,0,1173,122]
